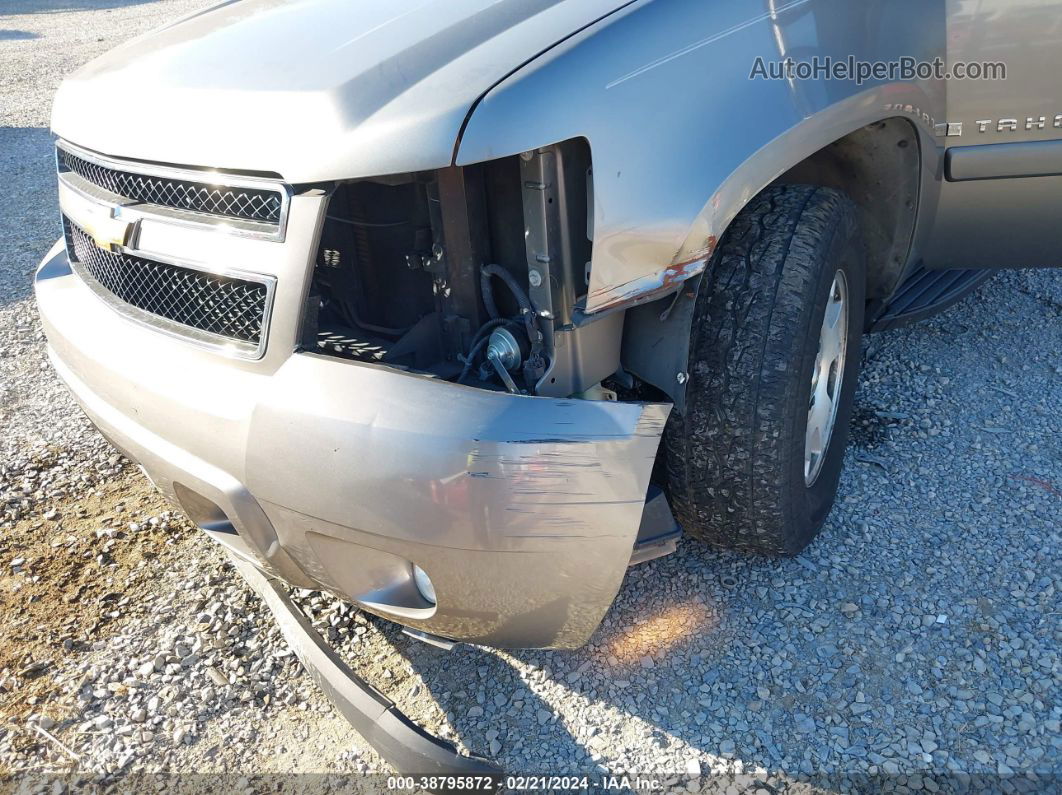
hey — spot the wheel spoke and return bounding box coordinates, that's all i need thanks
[819,321,841,370]
[807,386,832,451]
[824,285,844,330]
[804,270,849,486]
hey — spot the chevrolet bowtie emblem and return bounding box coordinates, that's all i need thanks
[81,209,135,252]
[58,182,140,252]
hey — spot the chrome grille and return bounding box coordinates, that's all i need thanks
[59,148,283,224]
[63,216,269,348]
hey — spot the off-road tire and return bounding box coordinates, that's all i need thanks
[665,184,865,556]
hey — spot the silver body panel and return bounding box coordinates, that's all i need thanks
[925,0,1062,268]
[38,0,1062,647]
[50,0,1062,311]
[51,0,633,181]
[36,228,669,648]
[458,0,949,311]
[51,0,954,316]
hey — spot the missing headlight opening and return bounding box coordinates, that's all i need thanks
[302,138,623,398]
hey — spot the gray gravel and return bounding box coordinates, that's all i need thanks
[1,0,1060,789]
[0,0,211,526]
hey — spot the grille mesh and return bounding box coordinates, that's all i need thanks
[64,217,268,346]
[59,148,283,224]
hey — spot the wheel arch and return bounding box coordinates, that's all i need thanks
[623,112,929,411]
[771,117,922,302]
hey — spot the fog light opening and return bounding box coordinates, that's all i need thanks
[412,564,436,605]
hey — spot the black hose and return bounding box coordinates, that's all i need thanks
[325,214,409,229]
[348,302,415,337]
[480,264,539,343]
[457,336,492,384]
[468,317,516,350]
[481,264,533,319]
[333,295,415,338]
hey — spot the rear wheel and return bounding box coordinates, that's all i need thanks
[665,184,865,556]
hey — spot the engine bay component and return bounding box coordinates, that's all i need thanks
[303,139,624,400]
[487,351,521,394]
[486,327,524,372]
[485,327,526,393]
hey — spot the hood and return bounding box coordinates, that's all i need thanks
[52,0,630,182]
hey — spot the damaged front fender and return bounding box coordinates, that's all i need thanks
[456,0,943,315]
[582,239,717,316]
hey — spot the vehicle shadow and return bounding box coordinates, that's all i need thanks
[367,538,781,777]
[0,126,60,307]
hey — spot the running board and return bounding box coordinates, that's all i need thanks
[870,266,996,332]
[629,485,681,566]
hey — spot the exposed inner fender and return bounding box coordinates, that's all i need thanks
[773,117,921,303]
[621,275,704,414]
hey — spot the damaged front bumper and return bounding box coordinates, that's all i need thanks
[35,239,671,649]
[229,554,502,777]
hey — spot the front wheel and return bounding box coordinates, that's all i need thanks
[664,184,866,556]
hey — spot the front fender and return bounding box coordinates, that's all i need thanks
[456,0,947,314]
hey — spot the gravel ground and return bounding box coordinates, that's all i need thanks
[1,1,1060,791]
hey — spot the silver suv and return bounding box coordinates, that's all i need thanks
[34,0,1062,770]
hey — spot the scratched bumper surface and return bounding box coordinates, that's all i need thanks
[36,241,670,648]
